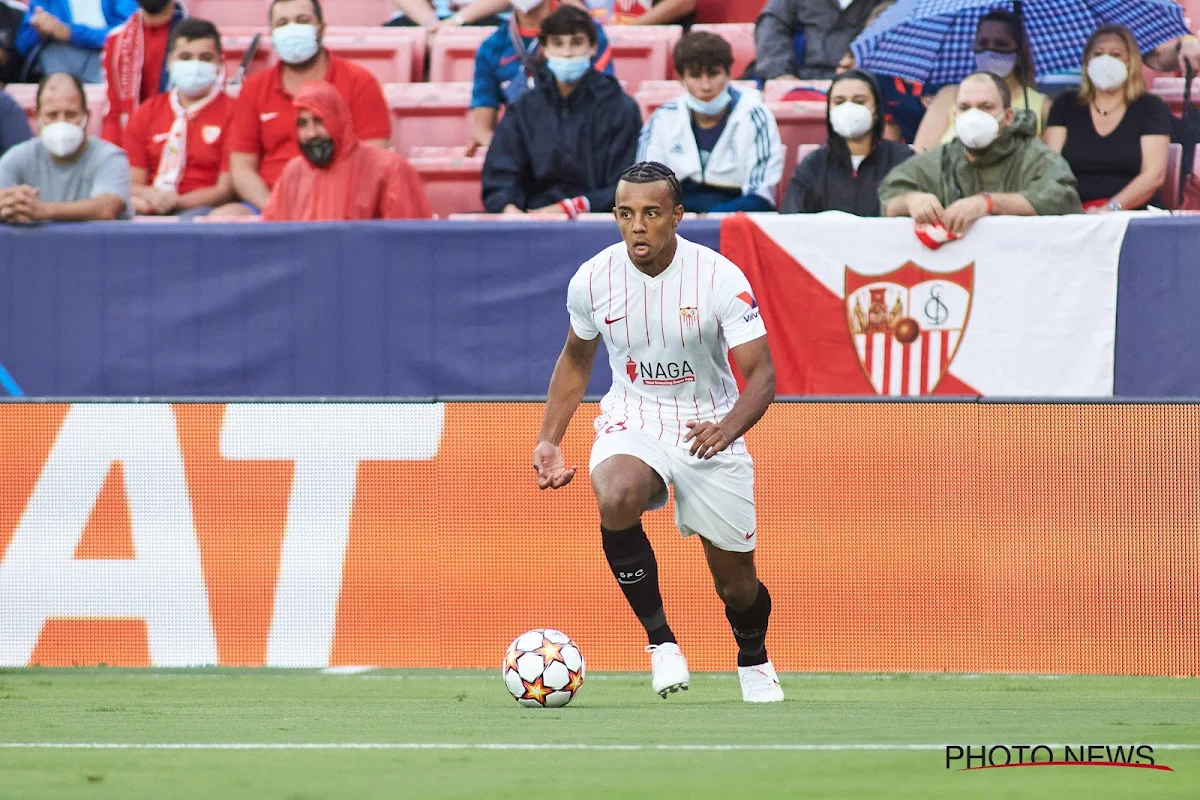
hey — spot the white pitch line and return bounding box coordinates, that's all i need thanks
[1,743,1199,752]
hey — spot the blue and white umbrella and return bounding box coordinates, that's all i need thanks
[850,0,1190,85]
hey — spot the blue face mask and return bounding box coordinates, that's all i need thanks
[546,55,591,84]
[684,88,732,116]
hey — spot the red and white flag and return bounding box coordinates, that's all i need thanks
[720,213,1129,397]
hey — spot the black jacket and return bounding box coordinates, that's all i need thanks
[482,68,641,213]
[780,140,912,216]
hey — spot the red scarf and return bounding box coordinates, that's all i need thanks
[105,11,147,133]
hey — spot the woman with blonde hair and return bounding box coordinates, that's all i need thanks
[1044,25,1172,212]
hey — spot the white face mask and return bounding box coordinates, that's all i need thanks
[975,50,1018,79]
[170,60,219,96]
[272,23,320,65]
[1087,54,1129,91]
[510,0,543,11]
[955,107,1002,150]
[828,101,873,140]
[40,120,86,158]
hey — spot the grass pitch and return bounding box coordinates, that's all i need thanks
[1,669,1198,799]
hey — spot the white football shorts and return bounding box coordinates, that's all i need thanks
[588,420,757,553]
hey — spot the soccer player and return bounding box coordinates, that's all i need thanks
[532,161,783,703]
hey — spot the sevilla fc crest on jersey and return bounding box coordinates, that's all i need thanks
[845,262,973,396]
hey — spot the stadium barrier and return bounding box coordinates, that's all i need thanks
[0,401,1195,675]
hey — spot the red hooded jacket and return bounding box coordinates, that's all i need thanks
[262,81,431,221]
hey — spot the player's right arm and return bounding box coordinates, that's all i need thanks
[534,328,600,490]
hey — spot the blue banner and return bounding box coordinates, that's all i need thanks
[0,220,722,398]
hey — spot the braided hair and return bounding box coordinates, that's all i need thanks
[618,161,683,208]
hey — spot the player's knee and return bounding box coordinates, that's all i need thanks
[715,574,759,611]
[593,481,646,528]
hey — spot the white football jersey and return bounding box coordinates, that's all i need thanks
[567,235,767,453]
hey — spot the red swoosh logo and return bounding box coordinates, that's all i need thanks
[605,315,628,325]
[500,54,521,65]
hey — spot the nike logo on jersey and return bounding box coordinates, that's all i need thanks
[604,314,628,325]
[744,530,756,540]
[260,112,280,122]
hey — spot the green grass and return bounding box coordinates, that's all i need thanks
[1,669,1198,798]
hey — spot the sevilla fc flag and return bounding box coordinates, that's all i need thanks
[720,213,1128,397]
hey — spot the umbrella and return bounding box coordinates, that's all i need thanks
[850,0,1190,85]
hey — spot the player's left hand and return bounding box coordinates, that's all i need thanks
[684,420,731,459]
[533,440,577,489]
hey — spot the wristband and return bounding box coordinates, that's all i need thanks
[980,191,994,215]
[557,196,590,219]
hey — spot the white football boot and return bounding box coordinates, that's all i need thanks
[738,661,784,703]
[646,643,690,698]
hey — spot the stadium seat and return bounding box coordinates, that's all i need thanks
[696,0,761,23]
[770,100,827,198]
[190,0,395,28]
[1164,142,1183,210]
[689,23,755,79]
[764,79,830,102]
[1152,76,1200,113]
[604,25,681,92]
[385,82,473,155]
[408,146,487,217]
[428,27,495,83]
[6,83,107,139]
[221,27,425,85]
[776,143,821,206]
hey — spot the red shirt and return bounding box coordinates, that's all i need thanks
[123,91,237,195]
[226,54,392,189]
[141,19,172,101]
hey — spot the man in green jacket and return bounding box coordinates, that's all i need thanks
[879,72,1081,234]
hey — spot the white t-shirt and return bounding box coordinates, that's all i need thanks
[567,235,767,453]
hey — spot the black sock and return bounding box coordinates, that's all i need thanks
[726,581,771,667]
[601,523,676,646]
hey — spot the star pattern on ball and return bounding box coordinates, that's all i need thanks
[535,640,565,667]
[566,669,584,694]
[503,648,521,672]
[521,676,551,705]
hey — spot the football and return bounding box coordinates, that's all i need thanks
[502,629,585,708]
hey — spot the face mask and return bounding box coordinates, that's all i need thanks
[545,55,591,84]
[510,0,543,12]
[684,88,732,116]
[955,107,1002,150]
[828,101,873,140]
[169,60,219,96]
[137,0,171,13]
[1087,54,1129,91]
[40,120,86,158]
[975,50,1017,78]
[300,138,335,168]
[272,23,320,65]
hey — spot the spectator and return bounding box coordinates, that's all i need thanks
[582,0,695,27]
[0,0,27,83]
[752,0,888,81]
[913,10,1048,152]
[387,0,508,28]
[879,72,1081,232]
[15,0,138,83]
[482,4,639,214]
[1145,32,1200,75]
[210,0,392,217]
[0,73,130,222]
[262,81,431,221]
[100,0,186,144]
[781,69,911,215]
[832,46,922,144]
[1044,25,1171,212]
[0,86,34,156]
[122,18,234,217]
[470,0,612,153]
[638,31,783,212]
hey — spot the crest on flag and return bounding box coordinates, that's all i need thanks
[845,262,973,396]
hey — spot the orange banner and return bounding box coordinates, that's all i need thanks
[0,403,1196,675]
